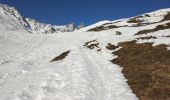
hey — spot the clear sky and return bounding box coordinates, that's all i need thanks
[1,0,170,25]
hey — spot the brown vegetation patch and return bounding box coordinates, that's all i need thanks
[106,43,118,50]
[102,21,121,26]
[102,23,112,26]
[107,25,118,29]
[51,51,70,62]
[88,25,118,32]
[136,36,157,40]
[88,13,170,32]
[159,35,170,38]
[88,26,105,32]
[83,40,101,51]
[111,41,170,100]
[116,31,122,35]
[135,22,170,35]
[127,19,143,23]
[127,16,144,23]
[144,14,151,17]
[162,35,170,37]
[162,12,170,21]
[131,23,147,27]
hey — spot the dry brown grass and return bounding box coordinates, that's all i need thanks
[88,26,105,32]
[88,12,170,32]
[127,16,144,23]
[88,25,118,32]
[116,31,122,35]
[136,36,157,40]
[161,35,170,37]
[135,22,170,35]
[111,41,170,100]
[51,51,70,62]
[144,14,151,17]
[127,19,143,23]
[83,40,101,51]
[162,12,170,21]
[106,43,118,50]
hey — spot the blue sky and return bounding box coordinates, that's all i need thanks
[1,0,170,25]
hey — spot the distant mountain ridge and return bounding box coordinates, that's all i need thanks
[0,4,85,33]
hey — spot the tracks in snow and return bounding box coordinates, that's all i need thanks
[0,34,138,100]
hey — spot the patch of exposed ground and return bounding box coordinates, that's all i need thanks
[111,41,170,100]
[51,51,70,62]
[127,14,153,25]
[115,31,122,35]
[162,12,170,21]
[88,25,118,32]
[127,15,154,27]
[83,40,101,51]
[127,16,144,23]
[102,21,121,26]
[136,36,157,40]
[135,22,170,35]
[106,43,119,50]
[88,13,170,32]
[161,35,170,37]
[144,14,151,17]
[128,12,170,27]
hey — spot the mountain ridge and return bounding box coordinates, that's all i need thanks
[0,3,85,34]
[1,3,170,34]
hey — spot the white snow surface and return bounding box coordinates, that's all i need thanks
[76,20,111,32]
[0,30,139,100]
[1,20,170,99]
[1,5,170,100]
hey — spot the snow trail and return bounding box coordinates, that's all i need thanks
[0,32,138,100]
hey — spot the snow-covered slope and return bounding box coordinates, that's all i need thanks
[0,4,29,31]
[0,4,84,34]
[0,4,170,100]
[0,30,139,100]
[79,8,170,32]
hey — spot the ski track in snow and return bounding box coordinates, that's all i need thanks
[0,31,138,100]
